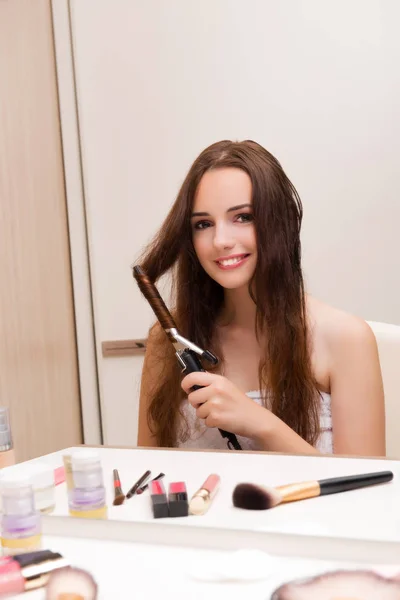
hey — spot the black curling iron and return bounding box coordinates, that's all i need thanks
[133,266,242,451]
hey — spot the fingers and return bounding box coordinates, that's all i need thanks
[205,414,219,428]
[196,396,222,421]
[181,371,215,394]
[195,401,208,420]
[187,386,210,408]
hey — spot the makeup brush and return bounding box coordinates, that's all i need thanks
[133,266,242,451]
[271,569,400,599]
[233,470,393,510]
[112,469,125,506]
[46,566,98,600]
[136,472,165,495]
[126,469,151,499]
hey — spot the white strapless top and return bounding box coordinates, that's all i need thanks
[178,391,333,453]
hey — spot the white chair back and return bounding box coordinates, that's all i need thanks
[368,321,400,459]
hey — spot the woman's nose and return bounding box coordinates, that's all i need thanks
[213,222,235,251]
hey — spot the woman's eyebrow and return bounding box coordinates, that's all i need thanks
[191,203,252,218]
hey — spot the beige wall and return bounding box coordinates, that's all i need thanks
[0,0,83,460]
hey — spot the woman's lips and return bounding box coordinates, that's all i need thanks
[215,254,250,270]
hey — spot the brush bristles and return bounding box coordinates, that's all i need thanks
[232,483,282,510]
[113,493,125,506]
[46,566,98,599]
[133,266,176,331]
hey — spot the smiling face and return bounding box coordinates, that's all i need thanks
[191,167,257,290]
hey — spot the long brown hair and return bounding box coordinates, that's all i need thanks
[138,140,320,447]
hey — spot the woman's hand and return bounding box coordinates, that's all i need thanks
[181,371,271,441]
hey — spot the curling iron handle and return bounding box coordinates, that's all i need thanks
[179,349,242,451]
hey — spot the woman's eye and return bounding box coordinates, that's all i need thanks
[193,220,211,230]
[236,213,254,223]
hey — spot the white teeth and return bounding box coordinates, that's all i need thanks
[218,255,246,266]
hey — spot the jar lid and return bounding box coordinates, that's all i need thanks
[24,463,54,489]
[1,472,33,490]
[0,463,54,490]
[71,449,100,466]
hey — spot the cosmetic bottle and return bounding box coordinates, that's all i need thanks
[19,464,56,514]
[68,450,107,519]
[0,473,42,555]
[0,408,15,469]
[0,464,56,515]
[30,465,56,514]
[62,454,74,491]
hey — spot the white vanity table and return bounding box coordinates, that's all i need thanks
[6,446,400,598]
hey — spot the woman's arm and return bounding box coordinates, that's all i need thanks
[254,414,321,454]
[182,372,321,455]
[255,317,385,456]
[137,325,163,447]
[182,315,386,456]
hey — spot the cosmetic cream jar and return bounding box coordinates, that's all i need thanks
[1,473,42,555]
[25,464,56,514]
[0,464,55,515]
[68,450,107,519]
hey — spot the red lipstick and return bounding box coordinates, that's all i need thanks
[168,482,188,517]
[150,480,169,518]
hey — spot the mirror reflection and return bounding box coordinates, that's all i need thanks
[134,140,385,458]
[1,0,400,571]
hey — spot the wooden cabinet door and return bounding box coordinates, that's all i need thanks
[0,0,83,461]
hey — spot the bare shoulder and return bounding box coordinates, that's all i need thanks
[306,296,377,354]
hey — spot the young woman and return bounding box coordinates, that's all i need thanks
[137,140,385,456]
